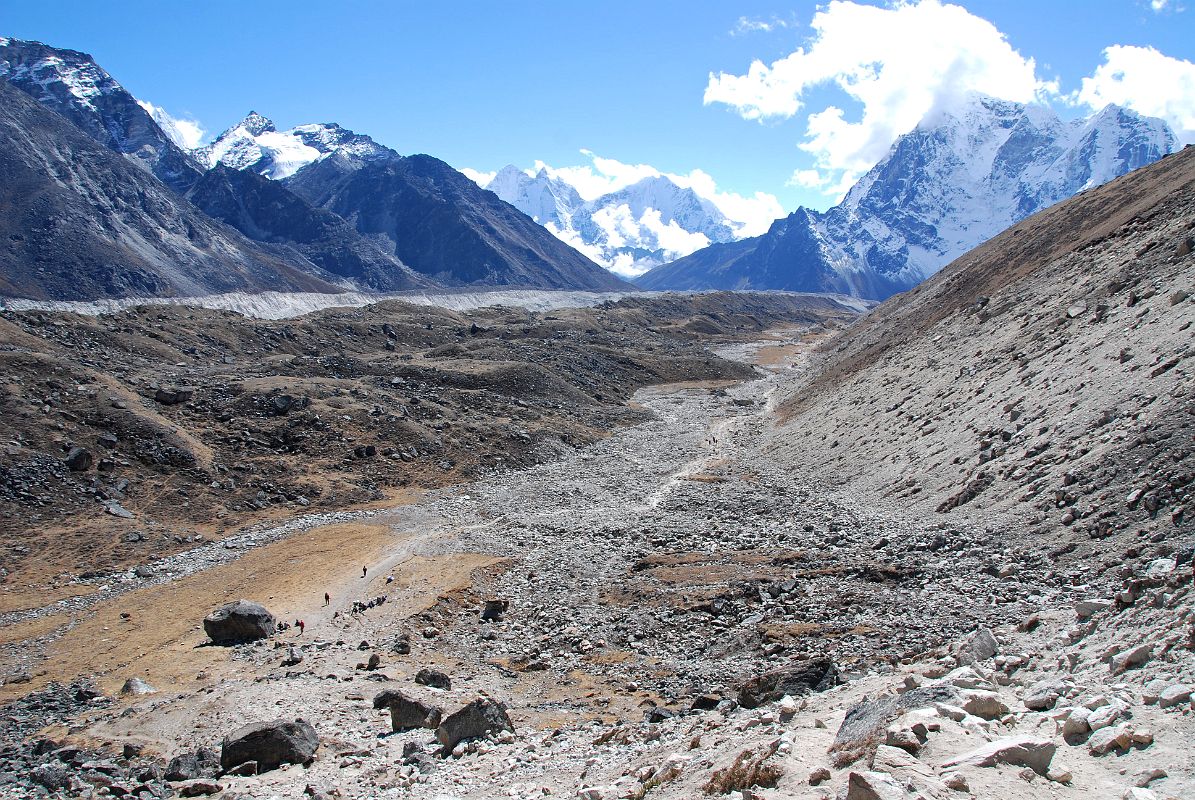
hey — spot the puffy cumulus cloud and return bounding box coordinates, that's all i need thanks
[704,0,1056,195]
[537,150,784,237]
[137,100,205,150]
[1076,45,1195,141]
[460,167,497,186]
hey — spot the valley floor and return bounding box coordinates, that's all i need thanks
[1,326,1191,800]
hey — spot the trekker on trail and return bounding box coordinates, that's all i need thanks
[362,565,368,578]
[297,619,305,636]
[324,592,331,606]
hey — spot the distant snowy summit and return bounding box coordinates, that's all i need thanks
[639,94,1177,298]
[475,166,741,277]
[195,112,394,179]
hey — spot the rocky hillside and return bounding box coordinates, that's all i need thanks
[0,291,853,591]
[0,37,202,192]
[769,144,1194,564]
[640,95,1176,298]
[0,82,347,300]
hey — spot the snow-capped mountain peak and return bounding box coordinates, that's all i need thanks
[641,95,1177,297]
[195,114,394,180]
[480,166,736,277]
[0,38,119,112]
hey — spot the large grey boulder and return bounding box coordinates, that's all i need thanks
[435,698,513,751]
[220,718,318,773]
[203,600,275,645]
[373,689,443,731]
[737,659,839,708]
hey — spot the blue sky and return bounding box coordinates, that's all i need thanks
[4,1,1193,227]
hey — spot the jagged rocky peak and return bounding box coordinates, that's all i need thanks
[195,113,394,179]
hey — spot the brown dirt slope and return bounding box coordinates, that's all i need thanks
[771,145,1194,576]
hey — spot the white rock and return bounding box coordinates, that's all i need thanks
[1123,789,1158,800]
[1157,684,1192,709]
[1087,724,1133,755]
[941,736,1056,775]
[1087,702,1125,731]
[1075,598,1112,619]
[960,689,1010,720]
[1110,644,1151,675]
[840,770,907,800]
[1060,706,1091,738]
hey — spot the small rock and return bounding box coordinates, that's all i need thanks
[120,677,156,696]
[840,770,906,800]
[955,627,998,665]
[1075,598,1111,620]
[808,766,830,786]
[1087,723,1134,755]
[1023,680,1062,711]
[65,446,93,471]
[960,689,1010,720]
[942,772,968,792]
[415,668,451,690]
[177,779,223,797]
[1109,644,1151,675]
[1157,684,1192,709]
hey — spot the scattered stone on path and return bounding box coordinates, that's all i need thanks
[954,626,998,665]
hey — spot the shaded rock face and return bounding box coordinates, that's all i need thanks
[373,689,443,731]
[285,153,631,292]
[737,659,839,708]
[0,82,342,302]
[220,718,318,773]
[185,165,428,292]
[435,699,514,751]
[203,600,276,645]
[165,749,221,782]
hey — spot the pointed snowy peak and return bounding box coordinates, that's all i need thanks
[196,115,394,180]
[238,110,275,137]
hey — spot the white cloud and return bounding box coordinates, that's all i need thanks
[731,15,796,36]
[704,0,1056,194]
[137,100,206,150]
[460,167,496,186]
[1076,45,1195,142]
[533,150,784,237]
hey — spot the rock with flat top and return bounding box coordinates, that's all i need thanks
[960,689,1009,720]
[1110,644,1151,674]
[1157,684,1191,709]
[941,736,1056,775]
[1023,680,1063,710]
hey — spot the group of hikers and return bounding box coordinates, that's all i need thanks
[272,564,390,635]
